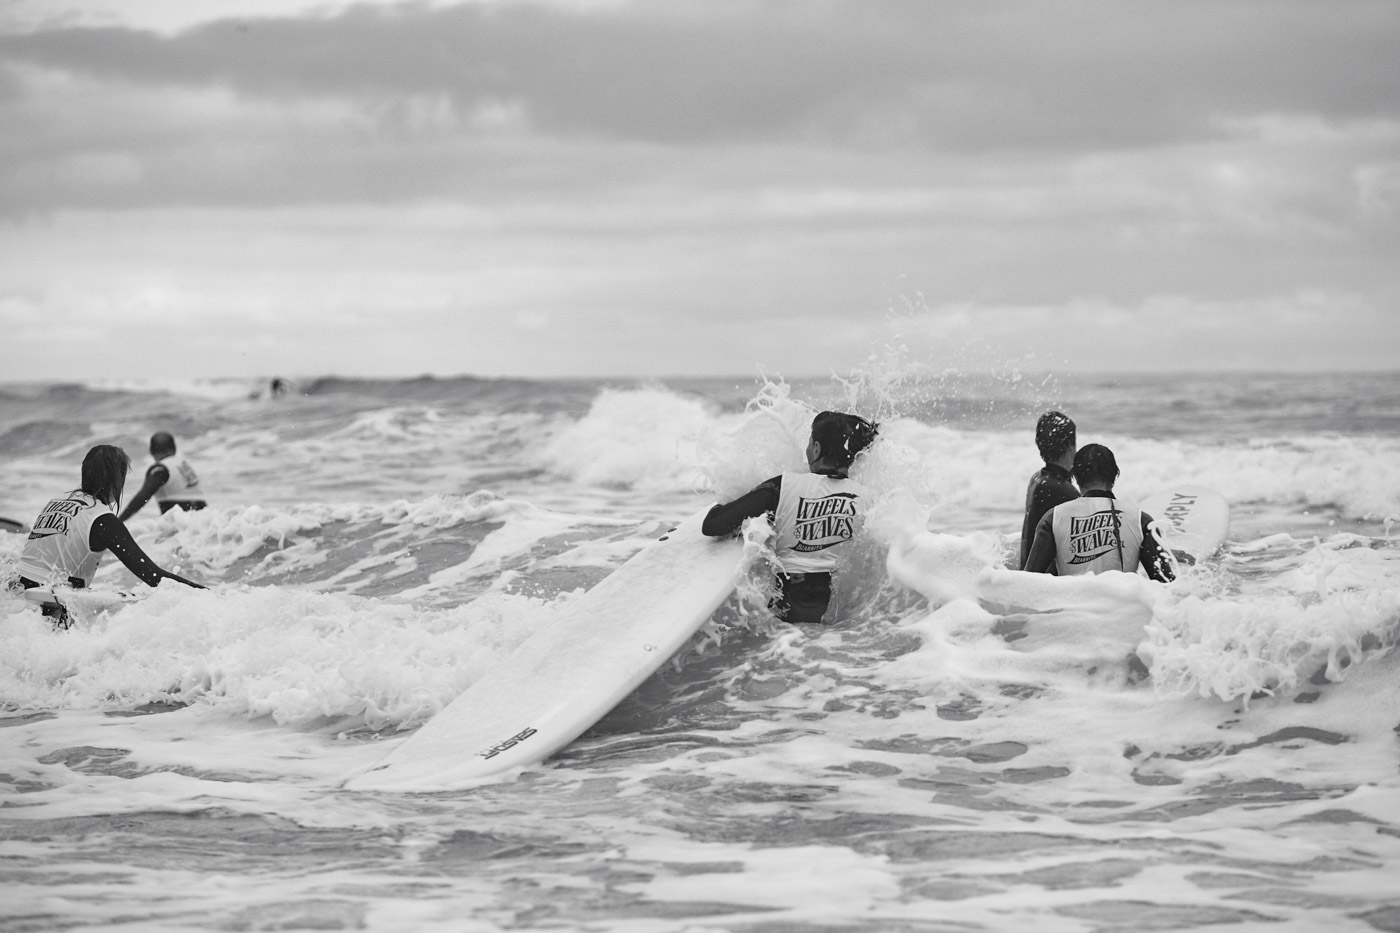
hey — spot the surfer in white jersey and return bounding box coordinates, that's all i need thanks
[703,411,878,624]
[1023,443,1175,583]
[15,445,206,627]
[118,432,208,521]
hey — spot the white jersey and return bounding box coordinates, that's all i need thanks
[154,455,205,505]
[18,492,111,587]
[1050,494,1144,576]
[773,471,866,574]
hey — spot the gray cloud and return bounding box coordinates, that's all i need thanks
[4,0,1398,151]
[2,0,1398,283]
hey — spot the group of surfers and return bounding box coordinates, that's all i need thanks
[702,408,1174,624]
[9,433,209,627]
[7,408,1174,630]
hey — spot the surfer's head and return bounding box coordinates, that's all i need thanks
[149,431,176,458]
[1072,443,1119,489]
[81,444,131,508]
[809,411,879,474]
[1035,411,1076,462]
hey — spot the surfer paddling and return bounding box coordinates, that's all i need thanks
[118,431,208,520]
[1019,411,1079,570]
[702,410,878,624]
[15,445,206,628]
[1023,443,1175,583]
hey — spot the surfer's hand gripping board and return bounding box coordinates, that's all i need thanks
[19,585,146,629]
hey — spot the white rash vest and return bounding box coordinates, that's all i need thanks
[153,456,206,505]
[772,471,866,574]
[18,492,112,587]
[1049,494,1145,576]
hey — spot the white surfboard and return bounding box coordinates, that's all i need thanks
[345,508,746,791]
[21,585,145,626]
[1139,484,1230,565]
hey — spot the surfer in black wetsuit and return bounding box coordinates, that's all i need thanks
[1019,411,1079,570]
[1023,444,1175,583]
[702,411,878,624]
[16,445,205,628]
[118,432,208,521]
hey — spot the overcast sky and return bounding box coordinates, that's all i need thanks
[2,0,1397,381]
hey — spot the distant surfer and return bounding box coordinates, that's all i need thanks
[15,445,206,628]
[118,432,208,521]
[702,411,878,624]
[248,377,289,400]
[1019,410,1079,570]
[1023,443,1175,583]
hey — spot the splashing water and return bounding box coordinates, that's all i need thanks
[1,370,1398,931]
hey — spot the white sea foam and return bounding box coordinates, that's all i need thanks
[538,385,729,491]
[0,583,552,730]
[2,373,1398,932]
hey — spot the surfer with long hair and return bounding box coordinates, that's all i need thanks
[15,445,205,627]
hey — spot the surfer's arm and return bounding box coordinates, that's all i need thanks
[1019,475,1079,569]
[1138,513,1176,583]
[702,477,781,537]
[117,463,169,521]
[1022,512,1058,574]
[89,513,206,589]
[1018,474,1040,568]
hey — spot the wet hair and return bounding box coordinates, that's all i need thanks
[150,431,176,457]
[81,444,131,508]
[1072,443,1120,488]
[1035,411,1076,461]
[811,411,879,469]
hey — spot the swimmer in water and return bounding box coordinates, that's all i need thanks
[118,431,209,521]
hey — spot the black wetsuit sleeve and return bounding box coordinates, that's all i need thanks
[702,477,782,537]
[1019,472,1078,569]
[118,463,168,522]
[1018,474,1040,569]
[89,513,205,589]
[1023,511,1058,574]
[1139,513,1176,583]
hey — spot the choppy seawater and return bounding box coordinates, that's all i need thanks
[2,370,1399,932]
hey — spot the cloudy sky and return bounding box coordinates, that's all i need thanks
[2,0,1397,381]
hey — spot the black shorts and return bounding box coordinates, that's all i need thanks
[16,576,75,629]
[774,571,832,625]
